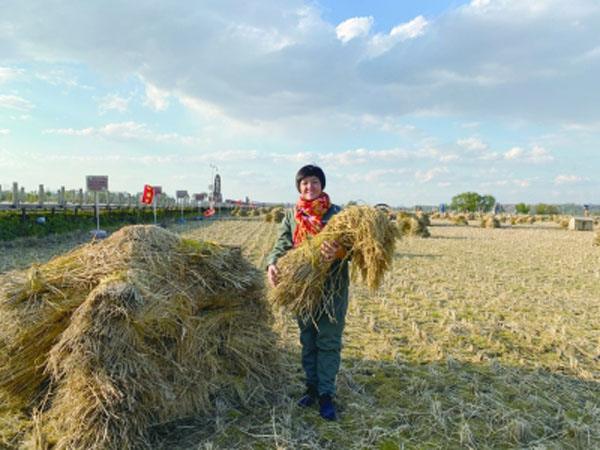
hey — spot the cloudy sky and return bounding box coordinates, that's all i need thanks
[0,0,598,206]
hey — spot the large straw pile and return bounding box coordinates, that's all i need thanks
[269,206,399,323]
[0,225,280,449]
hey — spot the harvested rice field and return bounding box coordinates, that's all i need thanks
[1,217,600,449]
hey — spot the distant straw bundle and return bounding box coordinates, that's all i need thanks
[0,225,280,449]
[594,228,600,246]
[264,207,285,224]
[396,212,431,237]
[479,215,500,229]
[416,211,431,226]
[451,214,469,226]
[269,206,399,323]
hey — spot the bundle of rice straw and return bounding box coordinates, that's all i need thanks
[395,212,430,237]
[269,206,399,323]
[451,214,469,226]
[478,215,500,228]
[0,225,280,449]
[415,211,431,227]
[594,228,600,246]
[264,207,285,224]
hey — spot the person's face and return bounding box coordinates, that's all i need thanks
[299,176,322,201]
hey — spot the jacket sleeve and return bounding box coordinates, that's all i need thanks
[266,209,294,268]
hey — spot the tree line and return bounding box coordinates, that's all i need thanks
[450,192,583,215]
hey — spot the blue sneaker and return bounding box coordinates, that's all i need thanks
[298,385,318,408]
[319,394,336,420]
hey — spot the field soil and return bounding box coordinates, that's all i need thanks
[1,218,599,448]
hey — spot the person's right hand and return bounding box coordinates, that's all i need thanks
[267,264,279,288]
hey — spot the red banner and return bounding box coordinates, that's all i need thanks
[141,185,154,205]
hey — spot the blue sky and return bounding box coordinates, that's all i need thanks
[0,0,598,206]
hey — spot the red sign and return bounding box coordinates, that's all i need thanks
[141,185,154,204]
[86,176,108,191]
[204,208,215,217]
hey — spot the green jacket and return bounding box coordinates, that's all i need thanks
[266,205,350,304]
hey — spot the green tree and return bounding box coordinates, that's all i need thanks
[480,195,496,212]
[534,203,559,215]
[450,192,496,213]
[515,203,530,214]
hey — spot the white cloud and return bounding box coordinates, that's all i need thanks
[513,179,532,188]
[504,145,553,163]
[562,121,600,133]
[504,146,523,160]
[390,15,427,39]
[0,149,19,169]
[336,17,373,44]
[477,152,499,161]
[369,15,427,57]
[347,168,408,183]
[554,174,580,185]
[43,127,94,136]
[457,137,498,160]
[415,167,449,183]
[43,121,207,146]
[439,154,459,162]
[144,83,170,111]
[528,145,554,163]
[0,67,23,83]
[34,69,82,88]
[0,94,34,111]
[99,93,130,114]
[470,0,491,8]
[271,147,417,166]
[0,129,9,135]
[458,137,488,152]
[359,115,419,135]
[0,0,598,127]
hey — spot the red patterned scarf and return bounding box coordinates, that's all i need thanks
[293,192,331,247]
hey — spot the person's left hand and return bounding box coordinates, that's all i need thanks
[321,240,346,262]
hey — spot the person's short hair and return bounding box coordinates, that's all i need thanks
[295,165,326,192]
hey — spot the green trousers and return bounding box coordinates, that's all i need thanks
[297,270,349,396]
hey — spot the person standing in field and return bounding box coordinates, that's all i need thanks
[266,164,349,421]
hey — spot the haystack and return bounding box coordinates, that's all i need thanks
[265,207,285,224]
[0,225,280,449]
[395,212,430,238]
[451,214,469,226]
[269,206,399,323]
[479,215,500,229]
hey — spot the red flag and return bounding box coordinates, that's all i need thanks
[141,184,154,204]
[204,208,215,217]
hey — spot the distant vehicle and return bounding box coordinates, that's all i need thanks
[374,203,392,211]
